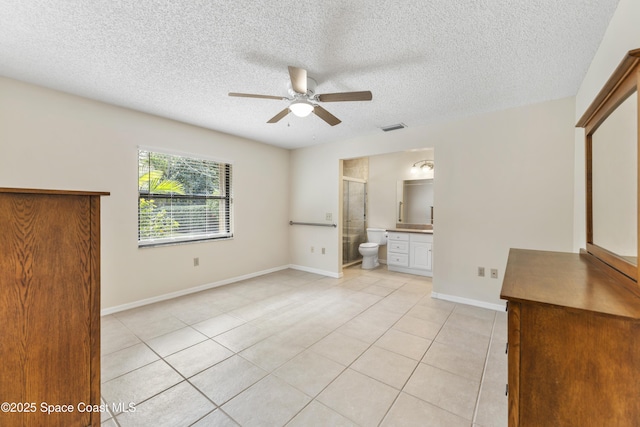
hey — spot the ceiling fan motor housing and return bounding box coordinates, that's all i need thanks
[288,77,317,99]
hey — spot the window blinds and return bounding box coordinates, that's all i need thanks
[138,149,233,246]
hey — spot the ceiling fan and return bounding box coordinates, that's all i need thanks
[229,66,372,126]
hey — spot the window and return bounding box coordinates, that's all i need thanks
[138,148,233,247]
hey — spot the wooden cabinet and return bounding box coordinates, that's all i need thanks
[0,188,108,427]
[387,231,433,277]
[501,249,640,427]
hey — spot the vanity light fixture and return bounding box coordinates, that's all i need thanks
[289,99,314,117]
[410,160,434,174]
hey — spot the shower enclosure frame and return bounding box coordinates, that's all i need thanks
[342,177,367,266]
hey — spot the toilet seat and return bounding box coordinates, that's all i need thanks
[359,242,378,248]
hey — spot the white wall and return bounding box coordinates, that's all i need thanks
[0,77,290,310]
[290,97,576,306]
[288,143,341,275]
[573,0,640,252]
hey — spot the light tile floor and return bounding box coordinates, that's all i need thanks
[100,266,507,427]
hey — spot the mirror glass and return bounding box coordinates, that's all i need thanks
[397,179,434,224]
[591,91,638,264]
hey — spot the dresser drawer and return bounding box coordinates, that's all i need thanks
[388,241,409,253]
[388,253,409,267]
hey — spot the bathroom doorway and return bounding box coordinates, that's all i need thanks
[343,178,367,266]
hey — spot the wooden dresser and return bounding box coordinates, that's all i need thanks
[0,188,108,427]
[501,248,640,427]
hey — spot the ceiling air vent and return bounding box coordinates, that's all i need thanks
[381,123,407,132]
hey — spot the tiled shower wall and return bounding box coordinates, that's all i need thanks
[343,158,368,181]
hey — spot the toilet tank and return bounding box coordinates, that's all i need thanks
[366,228,388,245]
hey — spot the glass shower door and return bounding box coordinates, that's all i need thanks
[343,179,367,265]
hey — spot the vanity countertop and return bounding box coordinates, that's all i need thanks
[387,228,433,234]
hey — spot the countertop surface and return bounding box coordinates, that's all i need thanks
[386,228,433,234]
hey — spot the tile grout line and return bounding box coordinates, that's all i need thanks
[274,272,424,427]
[103,319,183,420]
[471,311,498,425]
[308,272,438,426]
[266,274,410,426]
[186,273,346,426]
[377,298,459,426]
[112,273,327,426]
[195,272,382,427]
[330,271,470,426]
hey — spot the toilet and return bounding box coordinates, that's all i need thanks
[358,228,388,269]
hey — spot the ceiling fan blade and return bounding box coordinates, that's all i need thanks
[288,66,307,94]
[267,108,290,123]
[313,106,341,126]
[317,91,373,102]
[229,92,285,100]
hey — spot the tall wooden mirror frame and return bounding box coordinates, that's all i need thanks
[577,48,640,293]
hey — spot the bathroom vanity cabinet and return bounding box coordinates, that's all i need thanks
[0,188,108,427]
[386,230,433,277]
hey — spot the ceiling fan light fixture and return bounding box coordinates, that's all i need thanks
[289,99,314,117]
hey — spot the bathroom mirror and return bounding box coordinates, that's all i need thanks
[397,179,433,225]
[591,92,637,263]
[577,48,640,284]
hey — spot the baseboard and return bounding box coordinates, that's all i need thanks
[288,264,343,279]
[101,265,290,316]
[431,291,506,312]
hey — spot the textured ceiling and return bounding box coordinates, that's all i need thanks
[0,0,620,149]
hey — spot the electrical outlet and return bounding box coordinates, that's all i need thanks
[491,268,498,279]
[326,213,332,221]
[322,247,326,255]
[311,246,314,253]
[478,267,485,277]
[193,257,199,267]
